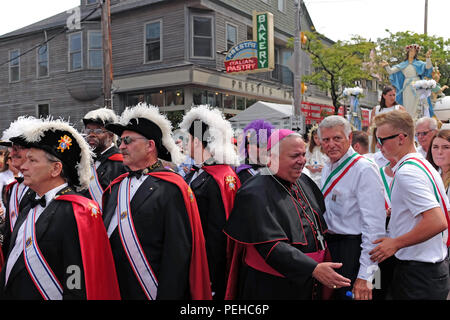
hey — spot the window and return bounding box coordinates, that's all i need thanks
[86,0,97,4]
[145,20,162,63]
[88,31,102,69]
[37,44,49,77]
[226,23,237,51]
[192,16,213,58]
[166,88,184,106]
[69,32,82,71]
[38,104,50,118]
[9,49,20,82]
[278,0,286,12]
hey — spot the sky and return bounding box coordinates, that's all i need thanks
[0,0,448,41]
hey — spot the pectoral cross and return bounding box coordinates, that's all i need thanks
[317,233,325,250]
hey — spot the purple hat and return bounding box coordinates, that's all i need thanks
[241,119,275,156]
[267,129,296,151]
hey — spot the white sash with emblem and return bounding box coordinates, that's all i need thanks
[115,176,158,300]
[9,183,28,232]
[88,166,103,210]
[23,207,63,300]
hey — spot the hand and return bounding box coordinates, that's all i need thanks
[370,237,398,263]
[380,60,389,68]
[352,278,373,300]
[426,49,432,58]
[441,85,448,91]
[312,262,352,289]
[386,207,391,217]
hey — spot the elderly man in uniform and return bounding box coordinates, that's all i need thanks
[0,118,120,300]
[224,129,351,299]
[82,108,127,209]
[179,105,240,300]
[0,117,40,256]
[318,116,386,300]
[103,103,211,300]
[371,110,449,300]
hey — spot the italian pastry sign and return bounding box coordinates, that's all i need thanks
[224,11,274,74]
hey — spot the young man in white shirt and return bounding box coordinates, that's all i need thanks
[371,110,449,300]
[319,116,386,300]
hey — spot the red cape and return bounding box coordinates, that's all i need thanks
[56,195,121,300]
[149,171,212,300]
[202,165,241,299]
[108,153,124,162]
[202,165,240,219]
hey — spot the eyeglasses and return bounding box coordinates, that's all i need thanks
[118,136,148,145]
[415,130,431,138]
[376,133,406,146]
[84,128,106,135]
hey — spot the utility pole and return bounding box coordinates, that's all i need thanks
[292,0,305,133]
[424,0,428,35]
[101,0,113,109]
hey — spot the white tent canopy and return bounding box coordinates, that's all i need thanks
[229,101,296,130]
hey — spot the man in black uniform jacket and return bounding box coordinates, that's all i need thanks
[0,119,120,300]
[103,103,211,300]
[82,108,127,209]
[179,105,240,300]
[0,117,39,256]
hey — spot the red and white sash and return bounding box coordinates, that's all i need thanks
[321,153,363,198]
[115,176,158,300]
[88,166,103,211]
[23,207,63,300]
[379,165,392,210]
[9,183,28,232]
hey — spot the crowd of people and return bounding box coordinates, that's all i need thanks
[0,99,447,301]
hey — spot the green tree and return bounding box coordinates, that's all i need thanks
[288,31,375,114]
[375,30,450,94]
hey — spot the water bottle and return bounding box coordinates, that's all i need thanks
[346,291,354,300]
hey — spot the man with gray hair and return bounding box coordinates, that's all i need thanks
[415,117,438,157]
[318,116,386,300]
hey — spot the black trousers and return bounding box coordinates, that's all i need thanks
[391,257,450,300]
[325,234,362,300]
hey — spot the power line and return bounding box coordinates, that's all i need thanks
[0,4,100,68]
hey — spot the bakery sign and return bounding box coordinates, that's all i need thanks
[224,11,274,74]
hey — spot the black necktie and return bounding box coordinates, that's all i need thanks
[128,170,144,179]
[15,176,24,184]
[30,196,46,208]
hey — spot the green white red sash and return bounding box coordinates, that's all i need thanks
[88,166,103,211]
[116,176,158,300]
[23,207,63,300]
[379,165,391,210]
[321,153,363,198]
[392,157,450,246]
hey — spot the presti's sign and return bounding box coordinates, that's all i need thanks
[224,11,274,74]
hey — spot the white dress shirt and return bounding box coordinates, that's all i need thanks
[107,175,148,237]
[390,153,449,263]
[321,147,386,280]
[5,183,68,285]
